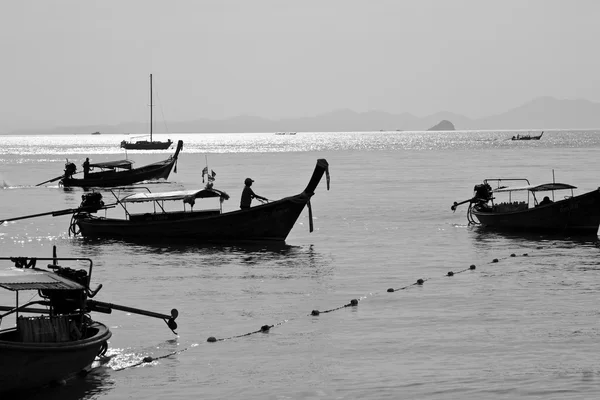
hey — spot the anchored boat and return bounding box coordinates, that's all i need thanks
[451,178,600,234]
[120,74,173,150]
[70,159,330,242]
[0,246,178,394]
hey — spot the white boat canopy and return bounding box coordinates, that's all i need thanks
[121,188,230,203]
[493,183,577,193]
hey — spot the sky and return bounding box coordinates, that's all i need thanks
[1,0,598,132]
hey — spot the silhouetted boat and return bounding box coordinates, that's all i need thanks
[70,159,330,242]
[91,131,101,135]
[451,177,600,234]
[511,131,543,141]
[0,246,178,395]
[35,140,183,188]
[120,74,173,150]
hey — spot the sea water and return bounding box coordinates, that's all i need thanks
[1,130,600,399]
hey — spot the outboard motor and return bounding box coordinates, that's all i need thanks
[473,183,493,202]
[79,192,104,212]
[64,162,77,178]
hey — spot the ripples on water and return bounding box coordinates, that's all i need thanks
[1,129,599,156]
[4,130,600,399]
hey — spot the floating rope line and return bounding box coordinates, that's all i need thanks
[206,318,292,342]
[310,298,359,316]
[113,252,531,370]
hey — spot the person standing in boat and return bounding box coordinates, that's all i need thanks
[83,158,91,178]
[539,196,553,206]
[240,178,268,210]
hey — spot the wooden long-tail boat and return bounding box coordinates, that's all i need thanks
[0,246,178,395]
[55,140,183,188]
[451,177,600,234]
[511,131,544,141]
[70,159,330,243]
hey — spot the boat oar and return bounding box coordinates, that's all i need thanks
[35,174,65,186]
[451,197,475,212]
[0,204,115,224]
[36,171,82,186]
[87,299,179,334]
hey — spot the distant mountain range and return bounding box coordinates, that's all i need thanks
[6,96,600,135]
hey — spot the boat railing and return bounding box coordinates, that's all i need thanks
[108,186,156,218]
[483,178,530,189]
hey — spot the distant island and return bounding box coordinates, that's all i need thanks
[427,120,455,131]
[4,96,600,135]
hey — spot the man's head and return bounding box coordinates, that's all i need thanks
[245,178,254,186]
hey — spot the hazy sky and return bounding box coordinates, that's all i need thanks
[1,0,598,132]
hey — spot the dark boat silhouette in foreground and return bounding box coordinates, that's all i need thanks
[70,159,330,243]
[35,140,183,188]
[452,177,600,234]
[0,246,178,395]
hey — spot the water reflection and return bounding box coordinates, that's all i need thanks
[470,226,600,248]
[19,366,114,400]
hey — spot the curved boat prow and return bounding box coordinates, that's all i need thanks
[303,159,330,195]
[173,140,184,159]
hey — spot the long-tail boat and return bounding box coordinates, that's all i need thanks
[0,246,178,395]
[451,177,600,234]
[36,140,183,188]
[69,159,330,243]
[511,131,544,140]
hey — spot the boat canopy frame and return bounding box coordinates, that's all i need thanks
[482,178,576,205]
[106,186,230,219]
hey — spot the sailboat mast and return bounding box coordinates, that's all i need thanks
[150,73,153,142]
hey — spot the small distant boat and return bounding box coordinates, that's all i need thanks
[451,177,600,234]
[120,74,173,150]
[275,132,297,135]
[511,131,544,141]
[91,131,101,135]
[36,140,183,188]
[69,159,330,243]
[0,246,178,395]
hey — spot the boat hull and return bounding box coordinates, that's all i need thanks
[77,193,312,242]
[61,140,183,188]
[472,188,600,234]
[62,159,175,188]
[121,140,172,150]
[0,322,111,394]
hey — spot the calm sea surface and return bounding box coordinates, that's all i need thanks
[2,130,600,399]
